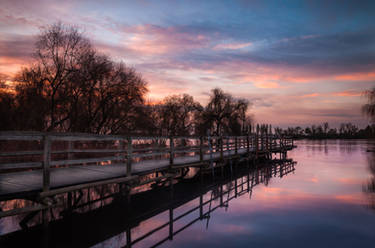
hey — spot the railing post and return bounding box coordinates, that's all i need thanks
[208,134,213,163]
[226,138,230,156]
[264,125,268,152]
[256,124,259,157]
[235,137,238,155]
[127,137,132,177]
[246,134,250,153]
[207,131,214,178]
[199,136,203,162]
[67,140,73,160]
[260,125,264,151]
[43,135,51,192]
[269,125,272,151]
[220,136,223,160]
[169,137,174,167]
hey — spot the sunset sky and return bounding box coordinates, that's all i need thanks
[1,0,374,128]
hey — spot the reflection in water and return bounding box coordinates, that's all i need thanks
[2,140,375,247]
[365,151,375,210]
[0,160,296,247]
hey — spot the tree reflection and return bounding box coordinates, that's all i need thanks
[364,151,375,210]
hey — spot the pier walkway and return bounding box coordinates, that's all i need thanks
[0,127,295,217]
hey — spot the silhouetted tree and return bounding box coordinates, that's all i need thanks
[198,88,251,135]
[6,22,147,134]
[159,94,203,136]
[0,79,16,130]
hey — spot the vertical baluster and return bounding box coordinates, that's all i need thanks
[43,135,51,192]
[169,137,174,167]
[199,136,203,162]
[220,136,223,160]
[127,137,132,177]
[235,136,238,155]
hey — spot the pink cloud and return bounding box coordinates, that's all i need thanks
[334,71,375,81]
[119,24,209,55]
[332,90,362,97]
[299,93,320,98]
[253,81,281,89]
[213,42,252,50]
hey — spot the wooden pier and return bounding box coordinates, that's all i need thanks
[0,160,296,247]
[0,125,295,218]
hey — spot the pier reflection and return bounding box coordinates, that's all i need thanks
[0,160,296,247]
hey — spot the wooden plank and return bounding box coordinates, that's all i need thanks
[0,162,42,170]
[0,134,43,141]
[0,204,49,218]
[0,181,29,195]
[51,135,121,141]
[52,149,125,154]
[50,156,122,166]
[132,151,169,158]
[39,175,138,198]
[0,151,43,156]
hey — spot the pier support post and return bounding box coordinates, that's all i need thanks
[126,227,131,248]
[220,185,223,206]
[199,195,203,219]
[42,208,49,248]
[169,208,174,240]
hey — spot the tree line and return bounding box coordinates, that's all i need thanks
[276,88,375,139]
[274,122,375,139]
[0,23,252,136]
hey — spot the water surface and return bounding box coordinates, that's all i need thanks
[1,139,375,247]
[135,139,375,248]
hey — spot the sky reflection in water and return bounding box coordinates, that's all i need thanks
[118,140,375,248]
[1,140,374,247]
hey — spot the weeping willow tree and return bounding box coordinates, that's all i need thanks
[363,87,375,123]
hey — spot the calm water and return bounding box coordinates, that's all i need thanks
[127,140,375,248]
[1,139,375,247]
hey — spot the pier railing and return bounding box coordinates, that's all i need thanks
[0,131,294,195]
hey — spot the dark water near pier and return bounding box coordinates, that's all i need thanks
[1,139,375,247]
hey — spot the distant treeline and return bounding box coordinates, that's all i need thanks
[280,86,375,139]
[0,23,252,136]
[275,122,375,139]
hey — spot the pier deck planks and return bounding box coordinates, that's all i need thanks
[0,148,249,199]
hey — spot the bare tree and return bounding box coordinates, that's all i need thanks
[160,94,202,136]
[11,22,148,134]
[199,88,251,135]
